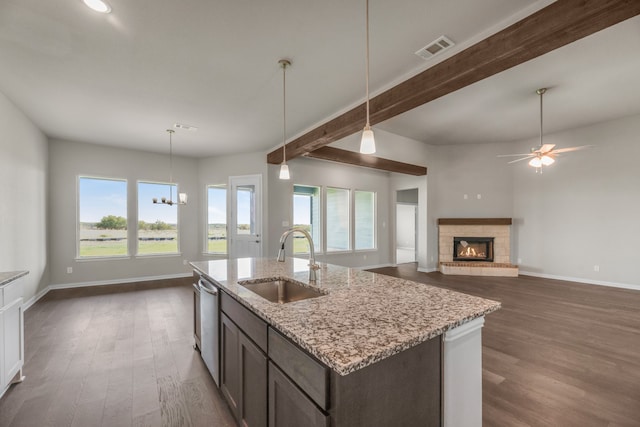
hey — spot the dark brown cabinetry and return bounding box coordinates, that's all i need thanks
[211,282,441,427]
[268,362,329,427]
[220,294,268,427]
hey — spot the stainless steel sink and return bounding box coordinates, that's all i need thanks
[238,278,326,304]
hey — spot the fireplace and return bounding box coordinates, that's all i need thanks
[453,237,494,262]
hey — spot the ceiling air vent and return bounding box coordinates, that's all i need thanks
[415,35,455,60]
[174,123,198,131]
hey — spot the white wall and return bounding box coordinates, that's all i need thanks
[0,92,49,303]
[48,139,199,285]
[511,114,640,287]
[427,114,640,288]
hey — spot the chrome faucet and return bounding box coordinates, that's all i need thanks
[277,227,320,282]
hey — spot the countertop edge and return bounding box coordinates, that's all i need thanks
[0,270,29,287]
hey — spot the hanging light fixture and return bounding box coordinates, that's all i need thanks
[528,88,555,171]
[152,129,188,206]
[278,59,291,180]
[360,0,376,154]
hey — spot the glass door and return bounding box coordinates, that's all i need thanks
[229,175,262,259]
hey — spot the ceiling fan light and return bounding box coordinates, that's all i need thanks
[83,0,111,13]
[279,164,290,180]
[528,157,542,168]
[360,128,376,154]
[541,155,555,166]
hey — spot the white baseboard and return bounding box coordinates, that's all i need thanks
[24,273,192,311]
[360,263,394,270]
[418,267,438,273]
[519,270,640,292]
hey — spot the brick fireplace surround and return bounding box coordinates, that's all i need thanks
[438,218,518,277]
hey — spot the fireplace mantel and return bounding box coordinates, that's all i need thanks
[438,218,512,226]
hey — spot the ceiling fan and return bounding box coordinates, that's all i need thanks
[498,88,592,172]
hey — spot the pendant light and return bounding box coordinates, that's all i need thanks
[360,0,376,154]
[278,59,291,180]
[529,88,555,171]
[152,129,188,206]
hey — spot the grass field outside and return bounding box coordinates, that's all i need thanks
[79,225,179,257]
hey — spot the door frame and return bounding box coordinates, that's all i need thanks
[229,174,263,259]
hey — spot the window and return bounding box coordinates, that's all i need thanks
[326,187,350,252]
[207,185,227,254]
[78,177,128,258]
[355,191,376,250]
[293,185,321,253]
[137,181,179,255]
[236,184,256,236]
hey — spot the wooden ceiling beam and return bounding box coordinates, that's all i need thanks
[304,146,427,176]
[267,0,640,166]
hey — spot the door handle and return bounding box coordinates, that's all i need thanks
[198,280,218,296]
[255,240,260,243]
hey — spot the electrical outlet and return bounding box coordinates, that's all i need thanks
[67,267,73,274]
[517,258,522,264]
[463,194,468,200]
[594,265,600,272]
[183,259,188,265]
[477,194,482,199]
[282,220,289,227]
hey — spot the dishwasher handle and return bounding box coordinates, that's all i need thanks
[199,279,219,296]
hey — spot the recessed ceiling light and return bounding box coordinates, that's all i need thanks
[83,0,112,13]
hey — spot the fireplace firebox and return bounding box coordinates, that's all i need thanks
[453,237,494,262]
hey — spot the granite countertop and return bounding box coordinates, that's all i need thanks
[0,271,28,287]
[191,258,500,376]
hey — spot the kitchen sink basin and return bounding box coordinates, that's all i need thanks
[238,278,327,304]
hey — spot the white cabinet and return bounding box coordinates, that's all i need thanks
[0,274,25,399]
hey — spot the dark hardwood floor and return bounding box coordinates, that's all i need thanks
[0,278,236,427]
[2,269,639,426]
[370,264,640,427]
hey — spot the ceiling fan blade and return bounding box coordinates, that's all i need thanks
[508,156,535,164]
[538,143,556,153]
[497,153,535,158]
[551,145,594,154]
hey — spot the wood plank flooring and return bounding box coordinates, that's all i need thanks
[370,265,640,427]
[2,270,639,426]
[0,278,235,427]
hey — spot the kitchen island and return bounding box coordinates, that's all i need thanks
[191,258,500,427]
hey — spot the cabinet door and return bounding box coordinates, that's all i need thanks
[2,298,23,383]
[221,313,240,419]
[269,362,329,427]
[239,332,267,427]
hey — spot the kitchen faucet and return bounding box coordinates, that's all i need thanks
[277,227,320,282]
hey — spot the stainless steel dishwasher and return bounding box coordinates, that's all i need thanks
[199,276,220,386]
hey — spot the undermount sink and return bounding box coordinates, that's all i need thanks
[239,278,327,304]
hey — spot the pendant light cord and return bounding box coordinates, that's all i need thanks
[168,129,174,201]
[365,0,371,128]
[539,90,543,148]
[282,62,287,163]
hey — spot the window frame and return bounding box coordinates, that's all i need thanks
[325,186,352,253]
[292,184,323,255]
[136,180,181,257]
[353,189,377,252]
[205,184,228,255]
[76,175,130,261]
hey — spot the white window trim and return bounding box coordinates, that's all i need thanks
[292,183,324,255]
[354,189,377,251]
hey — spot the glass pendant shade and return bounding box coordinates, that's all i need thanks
[528,157,542,168]
[83,0,111,13]
[178,193,188,204]
[360,127,376,154]
[279,164,290,180]
[541,155,555,166]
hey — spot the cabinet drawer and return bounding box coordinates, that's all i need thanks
[2,280,23,308]
[221,292,267,352]
[268,328,328,410]
[269,362,329,427]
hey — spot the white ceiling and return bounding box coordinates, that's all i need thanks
[0,0,638,158]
